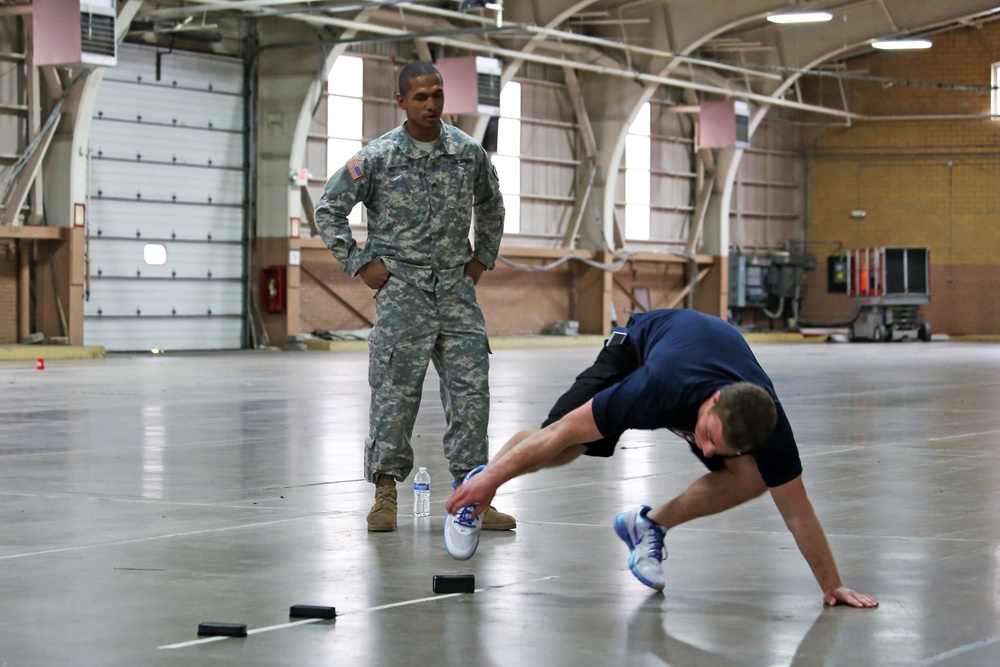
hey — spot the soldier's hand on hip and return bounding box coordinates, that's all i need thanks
[359,258,390,289]
[464,259,486,285]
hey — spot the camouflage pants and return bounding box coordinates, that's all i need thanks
[365,275,490,483]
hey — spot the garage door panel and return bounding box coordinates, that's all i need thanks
[87,44,247,351]
[88,238,243,280]
[84,317,243,352]
[112,47,244,95]
[90,160,243,205]
[90,120,243,168]
[85,280,242,317]
[88,199,243,242]
[95,79,243,134]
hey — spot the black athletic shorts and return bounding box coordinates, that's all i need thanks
[540,336,730,472]
[541,337,639,457]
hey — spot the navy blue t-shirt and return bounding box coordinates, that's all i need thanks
[590,309,802,487]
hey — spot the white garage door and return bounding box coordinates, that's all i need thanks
[85,44,247,351]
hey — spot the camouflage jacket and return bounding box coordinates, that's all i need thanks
[314,122,505,292]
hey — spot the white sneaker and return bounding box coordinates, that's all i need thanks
[613,505,667,591]
[444,465,486,560]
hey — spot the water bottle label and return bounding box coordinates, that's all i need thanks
[414,483,430,491]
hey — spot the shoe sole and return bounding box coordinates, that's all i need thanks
[367,524,397,532]
[482,521,516,531]
[613,514,664,591]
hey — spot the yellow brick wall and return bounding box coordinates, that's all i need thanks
[0,242,19,343]
[801,21,1000,334]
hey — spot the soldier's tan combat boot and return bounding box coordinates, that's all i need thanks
[367,474,397,532]
[481,505,516,531]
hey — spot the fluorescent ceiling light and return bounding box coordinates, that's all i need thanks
[871,39,933,50]
[767,12,833,24]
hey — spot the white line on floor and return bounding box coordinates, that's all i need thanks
[926,429,1000,442]
[0,514,326,561]
[158,574,560,650]
[917,632,1000,665]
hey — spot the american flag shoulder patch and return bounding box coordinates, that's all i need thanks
[346,157,364,180]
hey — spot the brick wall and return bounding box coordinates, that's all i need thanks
[0,242,19,343]
[296,246,713,337]
[801,22,1000,334]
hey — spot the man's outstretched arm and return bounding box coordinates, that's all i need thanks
[769,476,880,608]
[444,401,601,516]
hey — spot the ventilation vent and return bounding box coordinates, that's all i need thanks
[733,101,750,148]
[477,71,501,111]
[474,57,502,114]
[81,11,117,59]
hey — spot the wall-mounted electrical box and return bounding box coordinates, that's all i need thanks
[827,256,848,293]
[729,247,815,311]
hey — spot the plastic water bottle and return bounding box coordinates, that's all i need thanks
[413,467,431,517]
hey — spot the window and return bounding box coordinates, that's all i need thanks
[491,81,521,234]
[624,103,651,240]
[143,243,167,265]
[327,56,364,225]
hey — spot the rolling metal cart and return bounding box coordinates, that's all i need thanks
[847,247,931,342]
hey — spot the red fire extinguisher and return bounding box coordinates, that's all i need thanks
[261,267,286,313]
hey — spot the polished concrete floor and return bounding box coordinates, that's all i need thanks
[2,339,1000,666]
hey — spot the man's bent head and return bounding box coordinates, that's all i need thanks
[711,383,777,455]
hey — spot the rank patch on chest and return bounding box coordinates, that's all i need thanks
[346,157,364,180]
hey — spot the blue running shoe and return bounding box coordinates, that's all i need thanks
[613,505,667,591]
[444,465,486,560]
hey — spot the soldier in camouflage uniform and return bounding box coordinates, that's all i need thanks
[314,61,516,533]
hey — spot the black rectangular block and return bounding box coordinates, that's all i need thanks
[289,604,337,619]
[197,622,248,637]
[433,574,475,594]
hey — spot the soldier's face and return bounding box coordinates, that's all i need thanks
[397,74,444,142]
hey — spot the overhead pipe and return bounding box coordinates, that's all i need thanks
[139,0,858,118]
[394,2,784,81]
[263,11,863,119]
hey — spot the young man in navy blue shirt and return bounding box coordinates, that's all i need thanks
[446,309,878,608]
